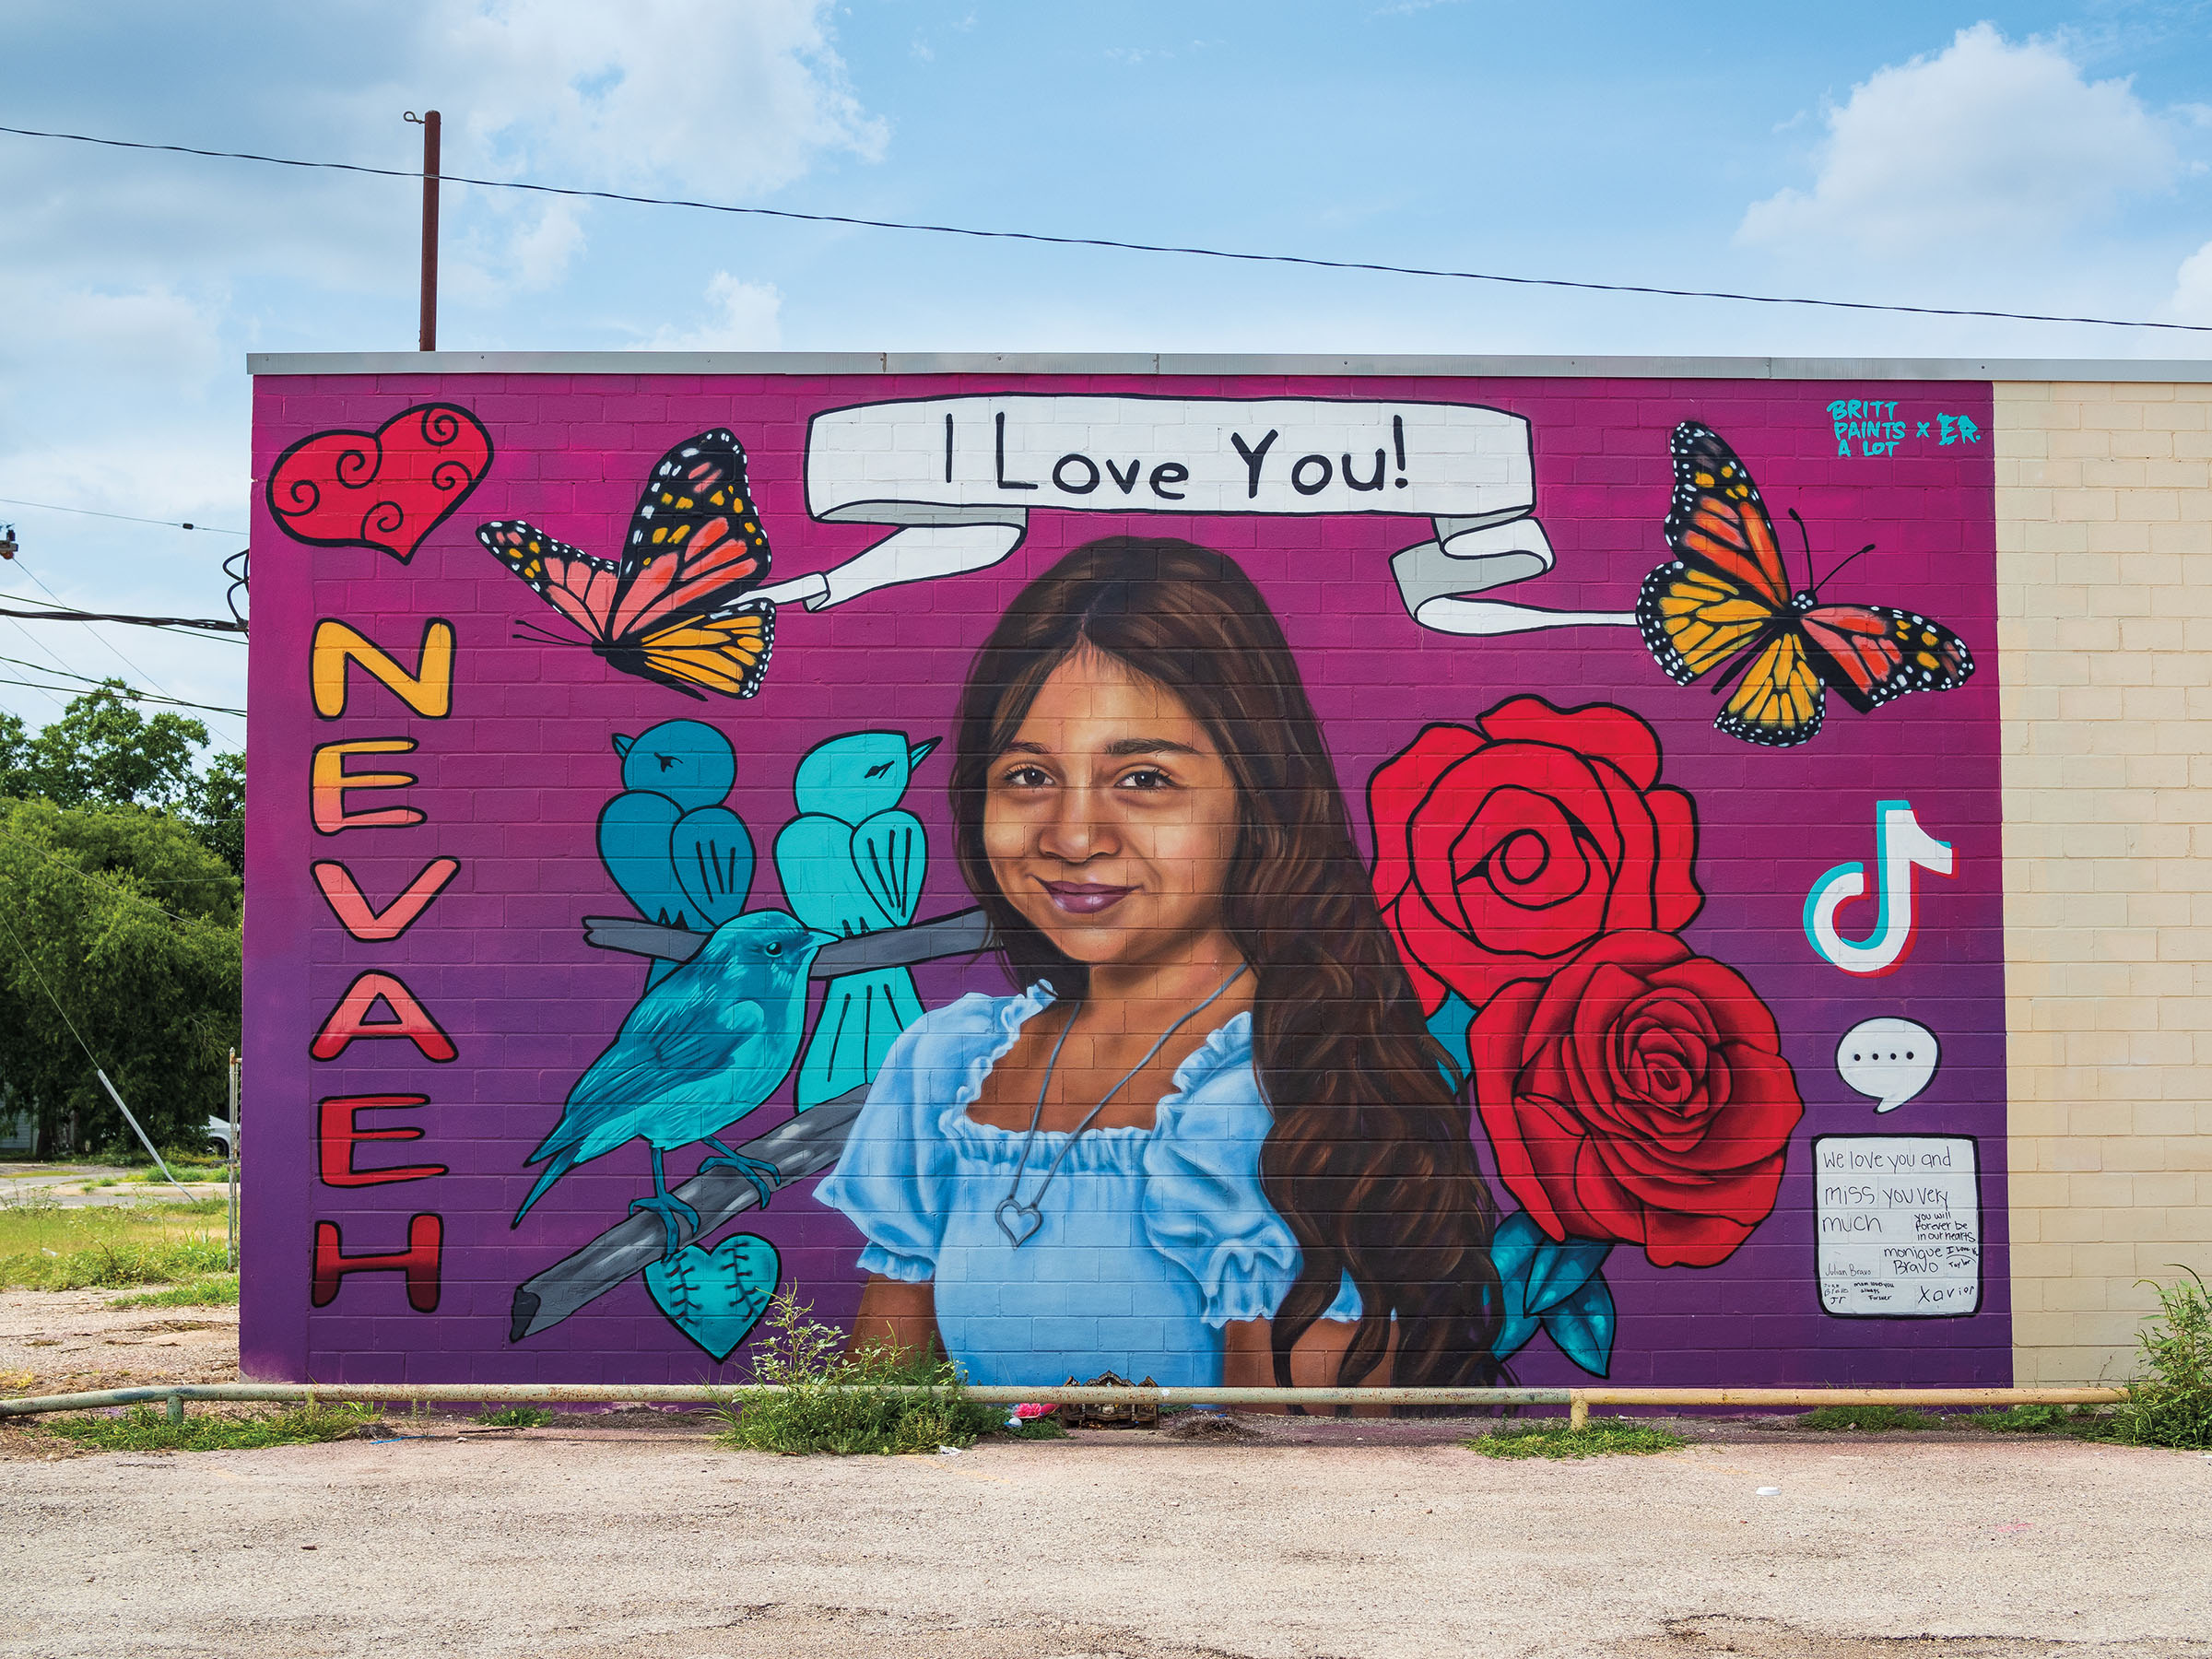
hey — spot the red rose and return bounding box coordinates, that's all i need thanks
[1469,931,1803,1268]
[1369,697,1702,1014]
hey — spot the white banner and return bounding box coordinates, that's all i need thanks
[753,395,1632,635]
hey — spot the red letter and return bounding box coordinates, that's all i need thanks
[312,858,461,942]
[311,1215,442,1311]
[318,1095,446,1188]
[312,739,423,834]
[310,971,457,1063]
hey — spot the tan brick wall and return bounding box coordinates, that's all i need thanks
[1996,380,2212,1384]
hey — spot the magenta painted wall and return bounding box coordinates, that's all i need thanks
[243,370,2003,1388]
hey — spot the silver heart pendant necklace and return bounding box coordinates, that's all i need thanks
[994,966,1248,1249]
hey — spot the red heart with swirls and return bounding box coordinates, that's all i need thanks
[265,403,493,563]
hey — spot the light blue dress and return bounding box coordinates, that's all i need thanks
[814,982,1359,1387]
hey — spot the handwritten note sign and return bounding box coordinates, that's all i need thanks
[1814,1135,1981,1317]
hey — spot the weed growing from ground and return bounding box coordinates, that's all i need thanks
[1794,1405,1942,1432]
[107,1274,240,1309]
[473,1406,556,1428]
[716,1289,1004,1456]
[43,1400,374,1453]
[1468,1416,1687,1459]
[2111,1267,2212,1450]
[0,1197,230,1290]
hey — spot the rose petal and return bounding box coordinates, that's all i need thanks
[1475,696,1665,794]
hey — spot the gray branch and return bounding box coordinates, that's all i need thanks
[509,1096,864,1344]
[582,907,994,975]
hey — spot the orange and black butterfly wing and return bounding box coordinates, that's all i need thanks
[1800,604,1974,713]
[477,520,623,642]
[602,604,777,702]
[1639,422,1795,688]
[1714,630,1827,747]
[1664,422,1794,610]
[607,429,774,641]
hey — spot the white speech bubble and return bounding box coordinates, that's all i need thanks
[1835,1018,1940,1113]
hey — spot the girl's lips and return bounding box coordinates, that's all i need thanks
[1041,881,1135,916]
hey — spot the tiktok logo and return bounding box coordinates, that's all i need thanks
[1803,801,1954,976]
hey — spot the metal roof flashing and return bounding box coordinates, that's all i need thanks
[246,351,2212,381]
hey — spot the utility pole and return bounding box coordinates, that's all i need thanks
[406,110,441,351]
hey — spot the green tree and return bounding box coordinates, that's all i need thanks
[0,682,242,874]
[0,797,241,1153]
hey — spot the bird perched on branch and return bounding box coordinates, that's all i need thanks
[512,909,829,1255]
[774,731,936,1108]
[597,718,755,985]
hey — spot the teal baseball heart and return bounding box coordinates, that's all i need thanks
[643,1233,781,1361]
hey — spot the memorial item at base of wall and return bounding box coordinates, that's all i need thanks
[243,366,2007,1390]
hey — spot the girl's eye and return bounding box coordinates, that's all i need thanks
[998,765,1053,788]
[1118,768,1174,791]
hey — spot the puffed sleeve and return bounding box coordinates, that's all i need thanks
[812,1015,955,1282]
[1139,1084,1306,1327]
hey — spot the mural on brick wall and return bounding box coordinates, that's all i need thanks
[246,372,2006,1389]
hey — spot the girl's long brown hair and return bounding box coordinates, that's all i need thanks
[949,535,1504,1389]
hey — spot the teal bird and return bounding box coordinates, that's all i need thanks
[773,732,936,1108]
[513,910,829,1254]
[597,719,755,987]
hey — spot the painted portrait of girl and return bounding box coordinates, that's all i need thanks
[815,535,1505,1390]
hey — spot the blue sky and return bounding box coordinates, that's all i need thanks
[5,0,2212,741]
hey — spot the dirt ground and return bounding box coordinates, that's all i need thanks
[2,1292,2209,1659]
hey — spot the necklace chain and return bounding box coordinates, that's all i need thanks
[994,965,1249,1248]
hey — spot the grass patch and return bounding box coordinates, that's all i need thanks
[2109,1267,2212,1450]
[473,1406,555,1428]
[1002,1413,1069,1440]
[106,1274,240,1309]
[1959,1403,2096,1434]
[43,1400,375,1453]
[0,1196,231,1289]
[1469,1416,1687,1459]
[716,1290,1005,1456]
[1794,1404,1942,1432]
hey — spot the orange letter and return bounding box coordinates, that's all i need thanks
[312,858,461,942]
[312,739,422,834]
[318,1095,447,1188]
[311,1215,441,1311]
[310,971,457,1063]
[312,618,455,719]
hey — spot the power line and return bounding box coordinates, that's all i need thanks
[0,598,244,636]
[0,658,244,718]
[0,495,245,536]
[5,121,2211,336]
[3,553,243,745]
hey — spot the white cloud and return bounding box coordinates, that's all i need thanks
[637,273,784,351]
[2172,240,2212,322]
[432,0,888,198]
[1739,24,2178,256]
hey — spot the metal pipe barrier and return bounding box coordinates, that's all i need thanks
[0,1382,2127,1424]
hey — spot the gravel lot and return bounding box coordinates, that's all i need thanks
[1,1409,2207,1658]
[3,1291,2209,1658]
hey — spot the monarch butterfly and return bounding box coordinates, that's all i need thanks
[477,429,775,701]
[1637,421,1972,747]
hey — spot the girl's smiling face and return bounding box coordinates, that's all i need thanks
[983,646,1241,971]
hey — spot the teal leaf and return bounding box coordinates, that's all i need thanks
[1540,1272,1616,1378]
[1491,1208,1545,1288]
[1524,1235,1614,1317]
[1426,991,1476,1085]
